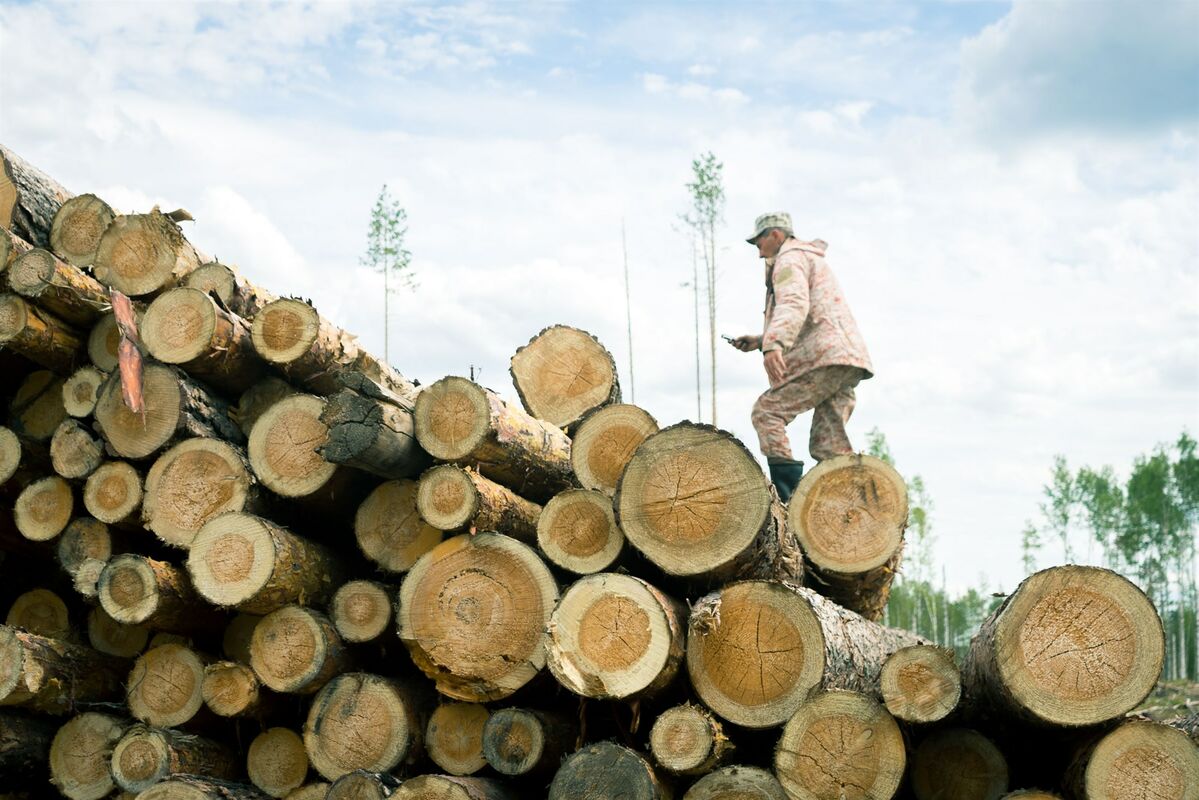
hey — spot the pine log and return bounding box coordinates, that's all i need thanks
[48,712,129,800]
[87,606,150,658]
[250,605,352,694]
[111,724,238,793]
[136,776,270,800]
[143,287,263,393]
[126,642,211,727]
[571,403,658,496]
[616,422,800,584]
[0,144,72,249]
[327,771,401,800]
[547,572,684,700]
[537,488,624,574]
[398,532,558,702]
[510,325,621,430]
[62,365,106,418]
[0,294,83,373]
[0,227,33,280]
[0,708,58,785]
[0,424,46,494]
[185,261,277,319]
[687,580,926,729]
[413,376,574,502]
[201,660,276,719]
[879,644,961,724]
[83,460,143,526]
[233,377,295,437]
[482,707,577,777]
[0,625,128,713]
[318,385,429,479]
[788,454,907,621]
[963,565,1165,728]
[683,766,788,800]
[95,363,243,460]
[330,579,394,643]
[250,297,417,398]
[49,193,115,267]
[98,554,225,635]
[87,310,130,372]
[142,438,267,548]
[50,418,104,478]
[9,247,110,326]
[354,479,443,574]
[93,210,203,297]
[247,727,310,798]
[5,587,77,641]
[188,512,347,613]
[303,672,427,781]
[549,741,669,800]
[14,474,73,541]
[395,776,515,800]
[649,703,732,776]
[417,463,541,538]
[8,370,67,443]
[426,702,490,776]
[910,727,1009,800]
[1064,718,1199,800]
[773,691,905,800]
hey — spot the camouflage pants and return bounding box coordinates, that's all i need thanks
[751,365,864,461]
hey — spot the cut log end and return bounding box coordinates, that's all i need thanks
[248,393,336,497]
[1077,719,1199,800]
[6,588,72,640]
[413,376,490,462]
[537,488,623,574]
[93,211,199,297]
[0,294,83,374]
[510,324,620,429]
[250,606,349,694]
[247,727,310,798]
[201,660,261,717]
[649,704,730,776]
[14,475,73,541]
[142,286,221,364]
[235,377,296,437]
[187,513,289,610]
[94,365,188,460]
[87,606,149,659]
[111,726,237,793]
[427,702,491,776]
[0,426,20,485]
[184,262,237,307]
[250,298,320,364]
[682,766,788,800]
[50,193,115,267]
[355,479,443,573]
[136,777,271,800]
[880,645,961,724]
[83,461,142,524]
[773,691,906,800]
[57,516,113,576]
[911,728,1008,800]
[549,741,666,800]
[304,672,421,781]
[394,776,514,800]
[10,370,68,442]
[49,712,126,800]
[62,365,105,418]
[571,403,658,496]
[330,580,393,643]
[417,463,482,530]
[126,643,207,727]
[87,312,124,372]
[50,418,104,479]
[98,554,175,626]
[482,708,572,777]
[144,437,253,548]
[327,771,402,800]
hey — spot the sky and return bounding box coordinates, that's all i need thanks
[1,0,1196,592]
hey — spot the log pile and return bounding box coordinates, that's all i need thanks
[0,143,1188,800]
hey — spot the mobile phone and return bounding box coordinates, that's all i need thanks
[721,334,735,343]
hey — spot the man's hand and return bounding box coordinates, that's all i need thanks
[764,349,786,386]
[730,334,762,352]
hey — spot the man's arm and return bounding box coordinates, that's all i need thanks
[762,251,811,355]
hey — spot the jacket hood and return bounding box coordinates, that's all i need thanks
[785,238,828,257]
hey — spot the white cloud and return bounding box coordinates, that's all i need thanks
[639,73,748,106]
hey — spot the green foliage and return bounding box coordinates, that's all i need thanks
[361,184,413,362]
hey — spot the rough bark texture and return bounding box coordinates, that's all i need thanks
[142,287,263,394]
[0,226,34,279]
[414,376,575,503]
[49,193,115,267]
[0,144,73,250]
[417,463,542,539]
[318,385,429,480]
[0,625,129,713]
[649,703,732,776]
[509,324,622,430]
[111,725,238,793]
[0,294,84,374]
[50,418,105,479]
[98,554,226,635]
[93,210,203,298]
[0,708,58,785]
[250,606,353,694]
[185,261,277,319]
[9,247,110,326]
[482,707,577,777]
[426,702,491,777]
[8,370,68,443]
[548,741,670,800]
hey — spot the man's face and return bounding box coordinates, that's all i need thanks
[754,229,785,259]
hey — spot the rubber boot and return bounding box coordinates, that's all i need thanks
[767,457,805,504]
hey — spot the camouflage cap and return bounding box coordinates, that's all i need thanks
[746,211,794,243]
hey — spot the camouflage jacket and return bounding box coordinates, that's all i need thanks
[762,237,873,380]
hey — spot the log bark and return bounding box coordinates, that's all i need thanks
[0,144,72,249]
[536,488,624,574]
[143,287,263,393]
[570,403,658,496]
[683,766,787,800]
[250,605,352,694]
[417,463,541,539]
[0,625,128,713]
[396,776,516,800]
[13,474,73,542]
[327,771,401,800]
[246,727,310,798]
[233,377,295,437]
[0,294,83,373]
[649,703,732,776]
[250,298,417,398]
[0,709,58,785]
[397,532,558,702]
[329,579,394,643]
[86,606,149,659]
[509,325,621,430]
[616,422,801,585]
[1063,718,1199,800]
[773,690,906,800]
[62,365,106,418]
[83,460,143,526]
[910,727,1009,800]
[49,193,115,267]
[135,776,270,800]
[303,672,428,781]
[142,438,266,548]
[686,580,926,729]
[788,454,907,621]
[318,385,429,480]
[963,565,1165,728]
[50,418,104,478]
[9,247,110,326]
[94,363,244,460]
[93,210,203,297]
[188,512,348,614]
[414,376,575,503]
[0,227,33,279]
[547,572,684,701]
[426,702,491,777]
[126,642,211,728]
[48,712,129,800]
[482,707,577,777]
[4,587,77,641]
[201,660,277,719]
[98,554,226,635]
[549,741,669,800]
[184,261,277,319]
[354,478,443,574]
[879,644,961,724]
[111,724,238,793]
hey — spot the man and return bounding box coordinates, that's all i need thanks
[730,211,873,503]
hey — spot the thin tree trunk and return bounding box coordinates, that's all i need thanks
[707,221,717,426]
[622,219,634,403]
[692,239,701,421]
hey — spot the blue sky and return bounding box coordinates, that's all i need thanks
[2,0,1196,592]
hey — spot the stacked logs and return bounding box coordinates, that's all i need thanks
[0,142,1192,800]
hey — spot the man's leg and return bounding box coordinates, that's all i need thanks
[752,369,844,503]
[809,367,863,462]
